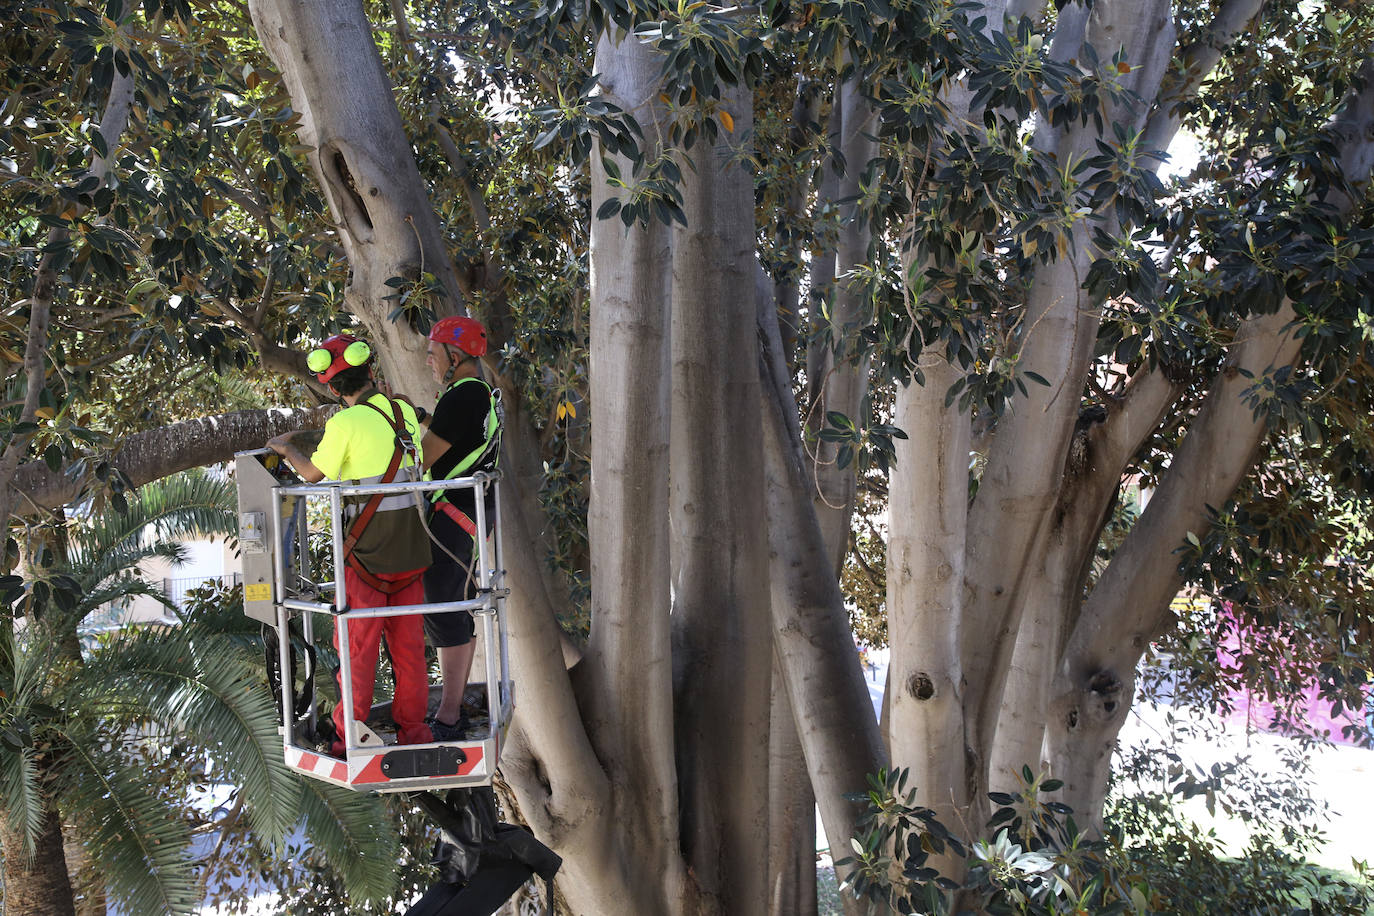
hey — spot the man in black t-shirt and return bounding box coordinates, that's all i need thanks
[419,316,502,740]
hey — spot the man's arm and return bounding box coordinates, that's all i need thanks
[420,430,451,472]
[267,430,326,482]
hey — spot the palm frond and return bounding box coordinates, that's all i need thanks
[296,777,402,904]
[53,469,236,629]
[53,728,197,916]
[73,541,188,594]
[0,743,45,860]
[69,470,235,565]
[71,624,298,841]
[0,624,61,860]
[75,575,176,622]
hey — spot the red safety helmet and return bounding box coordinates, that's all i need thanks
[429,316,488,358]
[307,334,372,384]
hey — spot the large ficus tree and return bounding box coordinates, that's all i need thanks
[4,0,1373,914]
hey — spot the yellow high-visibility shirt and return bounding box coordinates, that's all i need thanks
[311,393,423,481]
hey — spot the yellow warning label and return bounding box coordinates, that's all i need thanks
[244,583,272,602]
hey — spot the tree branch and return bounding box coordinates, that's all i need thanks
[0,69,135,537]
[1068,50,1374,673]
[1070,303,1299,665]
[428,113,514,344]
[1141,0,1266,156]
[759,266,886,882]
[1326,55,1374,214]
[9,406,335,514]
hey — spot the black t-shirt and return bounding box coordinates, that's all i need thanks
[429,376,498,521]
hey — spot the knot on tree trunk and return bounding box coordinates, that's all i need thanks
[1060,669,1125,733]
[1066,404,1108,479]
[1085,669,1123,720]
[906,671,936,700]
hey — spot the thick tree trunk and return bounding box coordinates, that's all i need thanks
[580,28,686,915]
[885,62,987,836]
[248,0,462,399]
[497,483,643,911]
[987,545,1070,791]
[669,76,772,913]
[958,0,1175,811]
[989,373,1180,794]
[886,355,972,834]
[1,806,77,916]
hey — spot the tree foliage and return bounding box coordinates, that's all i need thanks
[841,765,1374,915]
[2,0,1373,912]
[0,477,406,914]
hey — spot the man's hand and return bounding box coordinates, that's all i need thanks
[266,431,325,483]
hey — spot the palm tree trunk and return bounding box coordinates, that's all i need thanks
[1,805,77,916]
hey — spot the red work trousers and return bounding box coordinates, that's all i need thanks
[332,567,433,747]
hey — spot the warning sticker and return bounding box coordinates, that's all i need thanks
[244,583,272,602]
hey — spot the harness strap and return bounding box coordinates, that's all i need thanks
[435,499,478,537]
[341,396,423,597]
[431,378,502,505]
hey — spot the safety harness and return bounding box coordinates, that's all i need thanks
[342,393,425,595]
[430,377,502,537]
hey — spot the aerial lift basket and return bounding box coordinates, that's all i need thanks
[234,448,514,793]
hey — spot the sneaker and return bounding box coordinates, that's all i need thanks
[428,714,469,742]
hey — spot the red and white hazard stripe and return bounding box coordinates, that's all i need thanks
[286,747,349,785]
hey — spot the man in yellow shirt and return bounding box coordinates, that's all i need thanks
[268,334,433,753]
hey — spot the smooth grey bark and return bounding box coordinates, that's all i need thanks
[580,28,686,915]
[988,368,1184,783]
[886,354,973,830]
[669,76,772,913]
[956,0,1175,808]
[1141,0,1268,156]
[1046,53,1374,819]
[248,0,463,402]
[808,77,877,575]
[1048,304,1304,818]
[883,0,1310,838]
[758,268,884,916]
[884,0,1054,831]
[497,462,643,910]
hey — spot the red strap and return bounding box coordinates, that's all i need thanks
[436,499,477,536]
[346,562,423,596]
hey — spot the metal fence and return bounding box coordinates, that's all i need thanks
[162,573,242,610]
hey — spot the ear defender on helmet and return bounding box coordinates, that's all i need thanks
[308,334,372,384]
